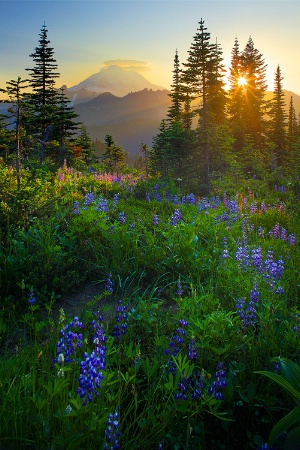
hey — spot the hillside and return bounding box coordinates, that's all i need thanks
[74,88,172,153]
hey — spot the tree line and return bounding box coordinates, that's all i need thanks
[1,19,299,193]
[149,19,300,193]
[0,23,128,186]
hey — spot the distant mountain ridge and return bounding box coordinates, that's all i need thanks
[67,65,166,102]
[74,88,172,153]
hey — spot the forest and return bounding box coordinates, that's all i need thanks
[0,19,299,450]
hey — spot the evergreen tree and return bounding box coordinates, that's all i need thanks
[227,38,247,150]
[75,124,95,164]
[1,77,30,187]
[167,50,183,123]
[240,37,268,146]
[288,96,297,139]
[26,23,60,162]
[102,135,127,174]
[150,119,172,176]
[181,18,227,190]
[54,86,81,164]
[268,65,287,166]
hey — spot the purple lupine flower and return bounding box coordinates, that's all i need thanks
[165,319,189,373]
[28,288,37,305]
[152,214,160,225]
[251,246,263,271]
[187,338,198,361]
[260,202,266,214]
[118,212,126,224]
[250,283,260,303]
[222,237,230,259]
[77,350,105,405]
[95,197,109,212]
[236,297,257,328]
[113,300,128,342]
[250,202,258,214]
[175,279,184,296]
[258,226,264,237]
[83,192,96,206]
[274,358,281,372]
[208,361,227,400]
[158,439,165,450]
[105,273,114,293]
[155,191,162,202]
[104,410,121,450]
[112,193,120,208]
[170,209,182,226]
[288,234,297,246]
[73,201,81,215]
[280,228,287,241]
[55,317,84,364]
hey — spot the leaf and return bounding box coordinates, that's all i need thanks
[284,425,300,450]
[255,371,300,402]
[277,358,300,396]
[269,406,300,446]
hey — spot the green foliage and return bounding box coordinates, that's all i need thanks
[256,358,300,449]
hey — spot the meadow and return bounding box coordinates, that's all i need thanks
[0,162,299,449]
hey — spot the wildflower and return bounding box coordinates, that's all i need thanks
[158,439,165,450]
[187,338,198,361]
[83,192,96,206]
[105,273,114,293]
[175,279,183,296]
[118,212,126,224]
[113,300,128,342]
[152,214,160,225]
[55,317,84,364]
[28,288,36,305]
[274,359,281,372]
[57,368,65,378]
[170,209,182,226]
[95,197,109,212]
[77,347,106,405]
[250,283,260,303]
[222,237,230,259]
[288,234,297,246]
[104,410,121,450]
[208,361,227,400]
[112,193,120,208]
[236,296,257,328]
[73,201,81,215]
[65,405,72,414]
[58,353,65,364]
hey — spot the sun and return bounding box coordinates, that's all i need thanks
[238,76,247,86]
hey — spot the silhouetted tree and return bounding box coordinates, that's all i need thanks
[102,135,127,174]
[268,65,287,166]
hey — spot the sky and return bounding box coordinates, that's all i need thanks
[1,0,300,97]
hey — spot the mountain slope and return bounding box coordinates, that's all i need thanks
[74,88,171,153]
[68,65,166,99]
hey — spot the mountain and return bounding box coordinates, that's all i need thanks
[74,88,172,153]
[67,65,166,102]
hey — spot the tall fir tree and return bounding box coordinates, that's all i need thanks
[240,37,268,146]
[102,135,127,174]
[167,50,182,123]
[54,86,81,164]
[227,38,247,150]
[181,18,227,190]
[26,23,60,162]
[268,65,287,166]
[1,77,30,187]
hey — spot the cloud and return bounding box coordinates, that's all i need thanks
[103,59,151,72]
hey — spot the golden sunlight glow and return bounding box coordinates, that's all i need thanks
[238,76,247,86]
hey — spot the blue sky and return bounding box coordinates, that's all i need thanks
[1,0,300,95]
